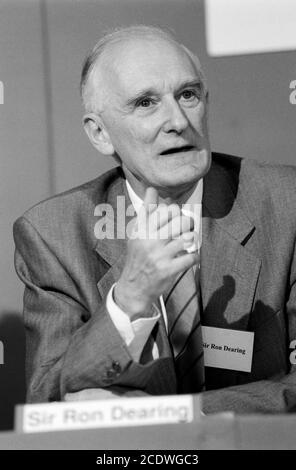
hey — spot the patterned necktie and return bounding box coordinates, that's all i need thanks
[165,266,205,393]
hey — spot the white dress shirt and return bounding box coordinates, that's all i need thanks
[106,179,203,362]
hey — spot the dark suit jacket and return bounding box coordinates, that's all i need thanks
[13,153,296,413]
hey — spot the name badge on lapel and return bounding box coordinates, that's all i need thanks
[202,326,254,372]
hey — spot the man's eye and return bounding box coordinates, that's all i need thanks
[137,98,153,108]
[181,90,197,100]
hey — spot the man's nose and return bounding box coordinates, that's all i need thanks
[162,98,189,134]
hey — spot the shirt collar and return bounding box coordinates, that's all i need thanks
[125,178,203,215]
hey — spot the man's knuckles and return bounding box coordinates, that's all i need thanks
[159,214,194,239]
[148,203,180,229]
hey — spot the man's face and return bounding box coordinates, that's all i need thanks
[94,37,211,199]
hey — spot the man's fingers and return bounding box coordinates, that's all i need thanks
[170,251,200,275]
[164,233,198,257]
[143,187,158,213]
[158,214,194,241]
[149,203,180,230]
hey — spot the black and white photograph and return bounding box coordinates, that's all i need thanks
[0,0,296,455]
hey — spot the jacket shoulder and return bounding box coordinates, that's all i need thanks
[14,166,123,236]
[212,152,296,227]
[212,152,296,180]
[212,151,296,192]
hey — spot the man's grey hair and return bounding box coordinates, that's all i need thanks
[80,24,208,113]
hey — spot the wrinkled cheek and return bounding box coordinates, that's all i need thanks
[111,125,137,149]
[128,127,143,141]
[139,119,162,143]
[116,122,149,144]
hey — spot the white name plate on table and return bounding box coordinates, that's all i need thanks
[15,394,200,434]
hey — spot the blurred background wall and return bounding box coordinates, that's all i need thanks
[0,0,295,429]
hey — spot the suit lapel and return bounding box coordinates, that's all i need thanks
[95,175,129,296]
[200,157,261,331]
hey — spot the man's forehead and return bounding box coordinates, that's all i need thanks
[101,38,199,87]
[111,37,197,68]
[88,35,204,112]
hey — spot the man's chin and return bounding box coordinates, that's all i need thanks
[167,154,211,184]
[155,173,204,200]
[156,158,211,197]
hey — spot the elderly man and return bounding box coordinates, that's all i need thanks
[14,25,296,413]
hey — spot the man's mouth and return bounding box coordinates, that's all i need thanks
[160,145,195,155]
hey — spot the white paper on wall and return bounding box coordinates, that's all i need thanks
[205,0,296,56]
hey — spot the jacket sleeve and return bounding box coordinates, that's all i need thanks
[13,216,170,403]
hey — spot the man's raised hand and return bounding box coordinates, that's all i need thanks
[114,187,199,320]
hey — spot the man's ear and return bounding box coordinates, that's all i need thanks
[83,112,115,155]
